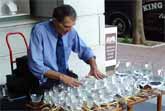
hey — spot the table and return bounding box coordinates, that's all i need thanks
[126,88,162,111]
[89,88,163,111]
[26,88,163,111]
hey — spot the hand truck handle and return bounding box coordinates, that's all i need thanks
[6,32,29,74]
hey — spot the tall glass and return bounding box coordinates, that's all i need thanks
[157,68,165,90]
[115,60,132,76]
[132,61,153,86]
[149,67,165,88]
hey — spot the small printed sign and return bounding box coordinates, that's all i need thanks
[105,33,116,61]
[104,26,117,68]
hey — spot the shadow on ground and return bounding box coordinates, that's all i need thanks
[134,102,165,111]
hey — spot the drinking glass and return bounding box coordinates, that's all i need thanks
[157,68,165,81]
[142,63,153,76]
[157,68,165,90]
[95,79,106,89]
[30,93,43,103]
[44,91,54,106]
[149,68,164,88]
[132,61,153,86]
[115,60,132,76]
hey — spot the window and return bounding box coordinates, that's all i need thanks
[0,0,30,18]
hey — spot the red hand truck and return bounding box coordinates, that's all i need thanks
[5,32,40,101]
[6,32,29,74]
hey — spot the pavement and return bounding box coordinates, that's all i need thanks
[117,43,165,111]
[117,43,165,69]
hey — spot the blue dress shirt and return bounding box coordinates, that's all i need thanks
[28,20,95,84]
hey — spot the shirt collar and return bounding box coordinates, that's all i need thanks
[49,19,58,38]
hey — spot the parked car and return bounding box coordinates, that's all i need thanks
[105,0,165,41]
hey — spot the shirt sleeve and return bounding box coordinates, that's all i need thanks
[71,31,95,62]
[28,25,50,83]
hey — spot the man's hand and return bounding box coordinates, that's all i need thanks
[88,68,105,79]
[87,57,105,79]
[60,74,82,87]
[44,70,82,87]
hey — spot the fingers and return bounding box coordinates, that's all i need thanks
[95,73,104,79]
[66,77,82,87]
[97,73,105,79]
[94,73,100,79]
[70,78,82,87]
[61,74,82,87]
[93,70,105,79]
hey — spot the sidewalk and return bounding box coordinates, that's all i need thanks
[117,43,165,68]
[117,43,165,111]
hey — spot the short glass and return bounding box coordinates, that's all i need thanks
[30,93,43,103]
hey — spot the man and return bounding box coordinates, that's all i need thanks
[28,5,104,89]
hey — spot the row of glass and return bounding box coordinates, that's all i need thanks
[43,75,140,111]
[40,60,165,111]
[115,60,165,88]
